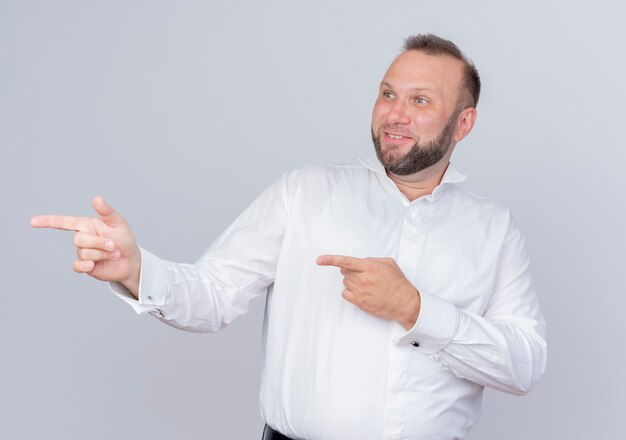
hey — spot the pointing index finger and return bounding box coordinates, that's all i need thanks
[30,215,87,232]
[316,254,367,272]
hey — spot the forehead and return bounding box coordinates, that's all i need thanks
[382,50,464,100]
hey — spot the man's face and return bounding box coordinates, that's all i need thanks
[371,50,465,175]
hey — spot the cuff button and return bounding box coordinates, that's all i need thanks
[410,341,420,347]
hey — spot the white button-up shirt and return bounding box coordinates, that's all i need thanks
[113,156,547,440]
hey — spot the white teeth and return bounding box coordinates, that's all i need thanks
[388,134,403,139]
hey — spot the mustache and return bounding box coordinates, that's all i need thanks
[377,125,415,138]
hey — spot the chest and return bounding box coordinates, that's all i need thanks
[285,182,504,315]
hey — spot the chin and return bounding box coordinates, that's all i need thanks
[382,143,413,161]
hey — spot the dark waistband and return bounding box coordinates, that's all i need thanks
[262,424,295,440]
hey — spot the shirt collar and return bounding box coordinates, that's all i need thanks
[358,154,468,186]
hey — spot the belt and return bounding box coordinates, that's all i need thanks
[262,424,295,440]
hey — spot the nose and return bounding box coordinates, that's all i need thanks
[387,99,410,125]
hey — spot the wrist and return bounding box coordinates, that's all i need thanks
[121,248,142,299]
[399,287,421,330]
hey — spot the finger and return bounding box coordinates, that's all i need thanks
[77,248,121,262]
[93,196,125,227]
[343,277,359,292]
[72,259,95,273]
[73,232,115,251]
[316,255,368,272]
[30,215,87,231]
[339,267,361,277]
[341,288,357,304]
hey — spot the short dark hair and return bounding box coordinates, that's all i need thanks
[403,34,481,109]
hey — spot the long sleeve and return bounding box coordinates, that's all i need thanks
[109,159,546,437]
[111,172,294,333]
[397,217,547,395]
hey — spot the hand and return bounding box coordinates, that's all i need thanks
[316,255,421,330]
[31,196,141,298]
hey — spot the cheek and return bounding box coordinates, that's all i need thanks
[371,101,387,126]
[413,112,441,137]
[413,112,436,127]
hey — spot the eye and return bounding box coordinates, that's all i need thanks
[382,91,395,100]
[415,97,428,105]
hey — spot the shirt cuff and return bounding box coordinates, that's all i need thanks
[109,247,170,314]
[395,290,459,354]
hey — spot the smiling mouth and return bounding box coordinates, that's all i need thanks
[383,131,413,142]
[379,125,414,139]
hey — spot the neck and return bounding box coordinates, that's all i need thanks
[386,160,450,202]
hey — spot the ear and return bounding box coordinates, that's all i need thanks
[453,107,477,143]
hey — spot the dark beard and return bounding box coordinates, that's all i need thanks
[372,109,460,176]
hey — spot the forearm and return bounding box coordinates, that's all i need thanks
[111,173,291,331]
[397,288,547,395]
[437,309,546,395]
[116,247,273,332]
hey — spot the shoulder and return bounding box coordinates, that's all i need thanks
[443,184,519,241]
[450,184,512,217]
[287,162,366,180]
[281,161,369,191]
[271,162,367,215]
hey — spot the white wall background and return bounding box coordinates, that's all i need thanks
[1,0,624,438]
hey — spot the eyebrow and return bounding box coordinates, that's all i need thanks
[380,81,434,93]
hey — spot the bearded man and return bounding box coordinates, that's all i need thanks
[32,34,547,440]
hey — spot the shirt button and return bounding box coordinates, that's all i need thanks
[410,341,420,347]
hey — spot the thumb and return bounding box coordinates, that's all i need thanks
[92,196,125,227]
